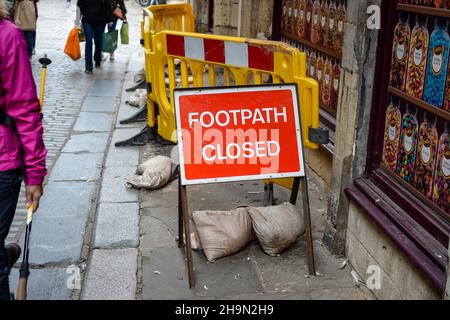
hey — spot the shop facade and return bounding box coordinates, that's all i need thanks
[192,0,450,299]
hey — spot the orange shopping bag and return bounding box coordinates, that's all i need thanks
[64,28,81,61]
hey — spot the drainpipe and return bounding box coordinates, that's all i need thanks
[237,0,243,37]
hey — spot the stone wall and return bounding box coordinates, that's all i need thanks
[193,0,210,33]
[213,0,240,36]
[192,0,273,38]
[347,203,441,300]
[323,0,381,256]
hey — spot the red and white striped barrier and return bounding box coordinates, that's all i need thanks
[166,34,275,72]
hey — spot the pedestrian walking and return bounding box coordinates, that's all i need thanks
[75,0,113,74]
[108,0,127,61]
[13,0,38,58]
[0,0,47,300]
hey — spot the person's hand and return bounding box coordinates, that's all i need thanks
[26,185,44,213]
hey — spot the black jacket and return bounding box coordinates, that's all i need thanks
[77,0,113,26]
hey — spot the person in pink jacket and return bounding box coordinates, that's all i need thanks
[0,0,47,300]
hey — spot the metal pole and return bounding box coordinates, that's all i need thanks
[180,186,195,288]
[301,176,316,276]
[178,177,184,248]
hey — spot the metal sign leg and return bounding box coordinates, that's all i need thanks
[178,178,184,248]
[179,185,196,288]
[290,177,316,276]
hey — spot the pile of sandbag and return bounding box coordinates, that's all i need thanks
[191,203,306,262]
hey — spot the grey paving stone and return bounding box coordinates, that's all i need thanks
[142,247,264,300]
[73,112,114,132]
[309,287,371,300]
[105,128,141,167]
[32,181,96,219]
[48,153,104,182]
[9,268,72,300]
[93,202,139,249]
[26,215,88,265]
[140,180,178,209]
[140,215,178,250]
[250,240,357,292]
[81,249,138,300]
[141,207,178,238]
[62,132,110,153]
[87,79,121,97]
[21,182,95,264]
[99,167,138,203]
[115,103,145,128]
[82,96,118,113]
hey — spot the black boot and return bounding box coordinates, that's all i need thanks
[5,243,21,269]
[0,270,10,300]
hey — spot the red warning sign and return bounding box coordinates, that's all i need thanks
[175,85,305,185]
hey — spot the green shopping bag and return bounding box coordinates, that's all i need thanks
[120,22,129,45]
[103,29,118,53]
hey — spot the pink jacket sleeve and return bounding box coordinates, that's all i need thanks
[2,26,47,186]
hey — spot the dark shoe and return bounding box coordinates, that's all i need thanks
[95,61,101,68]
[85,69,93,74]
[5,243,21,269]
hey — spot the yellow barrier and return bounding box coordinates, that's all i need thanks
[141,4,195,129]
[121,4,325,193]
[149,30,320,150]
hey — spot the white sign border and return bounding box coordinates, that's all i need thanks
[174,84,306,186]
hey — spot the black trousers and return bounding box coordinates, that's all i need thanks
[0,168,22,300]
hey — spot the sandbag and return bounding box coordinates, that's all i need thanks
[193,208,252,262]
[126,156,175,190]
[248,203,305,257]
[181,222,203,251]
[126,89,147,108]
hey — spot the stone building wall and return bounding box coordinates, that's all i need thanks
[192,0,273,38]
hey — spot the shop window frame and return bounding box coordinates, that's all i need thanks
[347,0,450,294]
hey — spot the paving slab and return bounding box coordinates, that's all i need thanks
[105,128,141,168]
[31,181,96,219]
[27,214,89,265]
[140,180,178,209]
[141,206,178,239]
[87,79,121,97]
[93,202,140,249]
[62,132,110,153]
[308,287,370,300]
[140,215,178,250]
[48,152,104,182]
[250,240,357,292]
[18,182,96,264]
[142,247,264,300]
[81,248,138,300]
[82,96,118,113]
[115,103,145,128]
[73,112,114,133]
[99,167,138,203]
[9,267,72,300]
